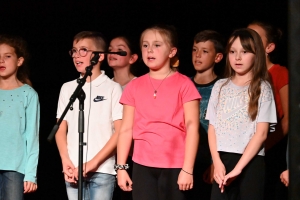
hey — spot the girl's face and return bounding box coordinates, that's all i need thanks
[108,38,134,69]
[141,30,176,71]
[0,44,24,79]
[228,37,255,77]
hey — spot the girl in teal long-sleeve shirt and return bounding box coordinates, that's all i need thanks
[0,34,39,200]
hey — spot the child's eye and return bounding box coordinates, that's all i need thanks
[229,50,234,54]
[155,44,160,47]
[108,48,112,52]
[142,44,148,48]
[80,48,88,52]
[203,50,208,53]
[242,51,248,54]
[192,48,197,52]
[118,48,123,52]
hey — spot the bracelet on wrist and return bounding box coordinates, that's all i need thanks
[182,169,193,175]
[114,164,129,171]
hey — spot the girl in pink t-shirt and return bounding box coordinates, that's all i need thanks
[116,25,201,200]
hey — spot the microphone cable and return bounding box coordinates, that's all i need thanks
[83,75,92,198]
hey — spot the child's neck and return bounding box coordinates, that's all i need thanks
[113,67,134,87]
[149,66,174,79]
[266,59,275,70]
[194,69,217,84]
[231,73,252,86]
[0,77,23,90]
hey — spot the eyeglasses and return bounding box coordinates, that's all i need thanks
[69,48,93,57]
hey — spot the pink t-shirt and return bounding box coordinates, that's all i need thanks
[120,72,201,168]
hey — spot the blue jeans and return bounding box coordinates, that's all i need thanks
[66,172,115,200]
[0,170,24,200]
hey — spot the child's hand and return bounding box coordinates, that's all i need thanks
[203,163,214,184]
[73,160,98,181]
[62,158,75,183]
[221,168,241,192]
[177,170,193,191]
[213,161,226,189]
[280,169,289,187]
[24,181,37,193]
[117,170,132,191]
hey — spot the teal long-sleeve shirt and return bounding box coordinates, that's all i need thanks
[0,84,40,183]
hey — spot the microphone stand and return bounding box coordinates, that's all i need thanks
[47,54,100,200]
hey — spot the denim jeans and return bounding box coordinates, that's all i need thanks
[0,170,24,200]
[66,172,115,200]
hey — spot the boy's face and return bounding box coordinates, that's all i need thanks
[71,38,98,74]
[192,40,219,72]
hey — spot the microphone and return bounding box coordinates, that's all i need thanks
[92,51,127,56]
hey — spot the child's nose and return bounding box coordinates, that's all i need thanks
[235,53,241,60]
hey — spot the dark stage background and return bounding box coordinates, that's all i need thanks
[1,1,288,199]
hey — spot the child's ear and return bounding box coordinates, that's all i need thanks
[129,54,138,64]
[98,53,105,62]
[214,53,223,63]
[17,57,24,67]
[169,47,177,58]
[266,43,275,54]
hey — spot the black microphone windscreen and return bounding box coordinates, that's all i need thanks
[118,51,127,56]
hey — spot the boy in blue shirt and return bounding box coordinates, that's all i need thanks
[189,30,224,200]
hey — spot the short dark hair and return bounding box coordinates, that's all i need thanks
[73,31,107,51]
[194,30,225,54]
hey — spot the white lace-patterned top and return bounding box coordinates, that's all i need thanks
[206,78,277,156]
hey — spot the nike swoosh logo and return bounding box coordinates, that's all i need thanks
[93,96,106,102]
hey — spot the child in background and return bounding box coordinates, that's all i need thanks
[116,24,201,200]
[55,31,123,200]
[188,30,224,200]
[108,36,139,89]
[107,35,139,200]
[0,34,40,200]
[248,21,289,200]
[206,28,276,200]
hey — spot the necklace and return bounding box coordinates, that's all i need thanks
[149,70,172,99]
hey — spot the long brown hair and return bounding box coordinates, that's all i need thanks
[223,28,269,121]
[0,34,32,86]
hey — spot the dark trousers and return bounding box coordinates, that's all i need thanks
[211,152,265,200]
[132,162,186,200]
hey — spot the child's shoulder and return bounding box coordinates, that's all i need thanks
[271,64,288,72]
[260,80,272,91]
[21,84,39,97]
[214,78,229,87]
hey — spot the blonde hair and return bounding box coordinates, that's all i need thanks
[140,24,179,70]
